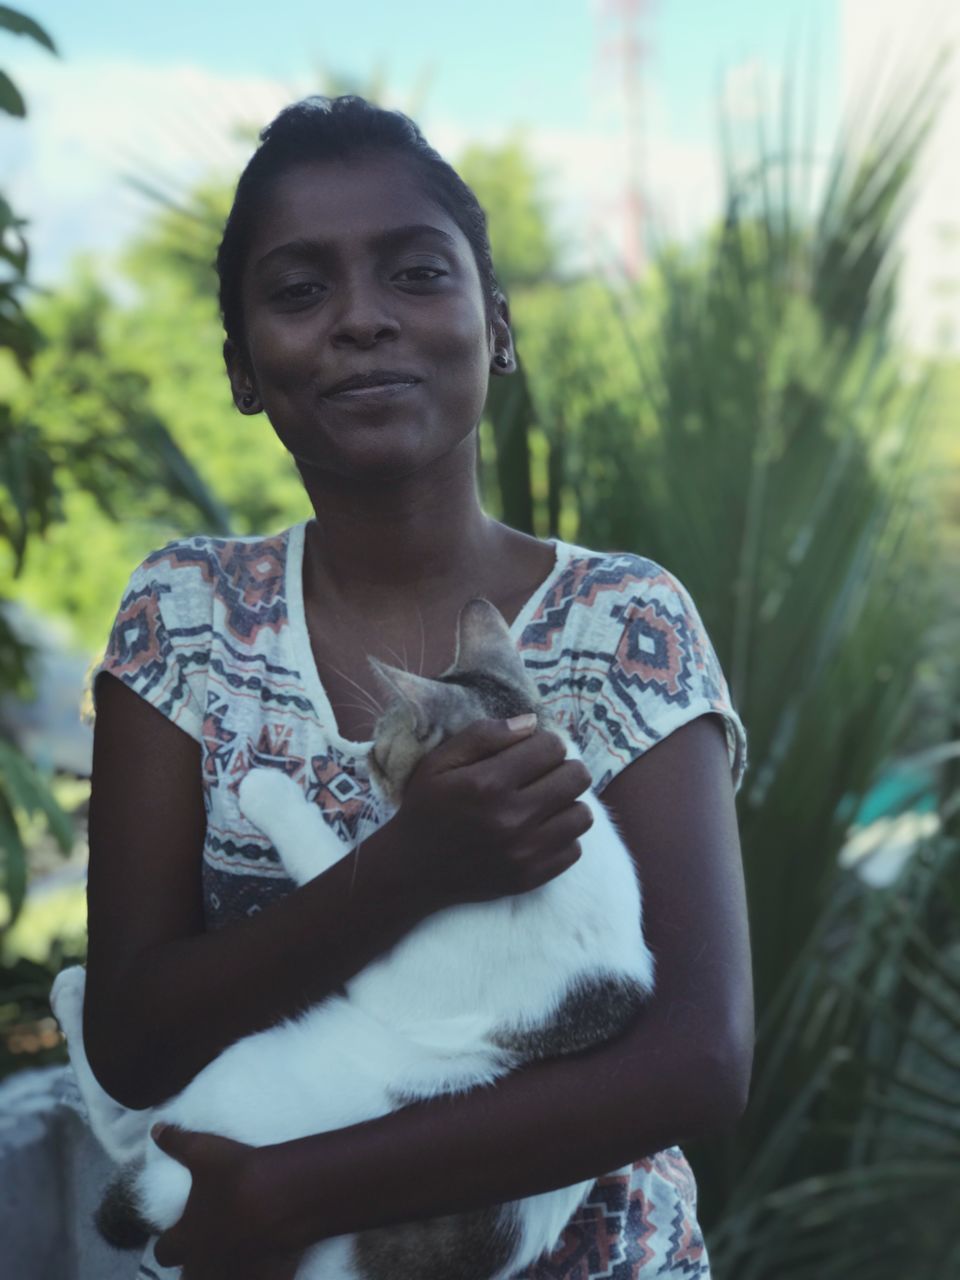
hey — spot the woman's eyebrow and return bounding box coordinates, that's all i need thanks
[254,224,458,272]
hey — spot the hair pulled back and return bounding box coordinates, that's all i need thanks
[216,95,503,354]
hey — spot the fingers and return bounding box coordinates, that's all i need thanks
[517,757,594,814]
[152,1122,192,1163]
[152,1123,239,1163]
[391,713,597,905]
[514,802,594,891]
[438,722,572,791]
[151,1125,190,1267]
[535,799,595,852]
[155,1224,185,1269]
[492,730,571,790]
[428,715,539,770]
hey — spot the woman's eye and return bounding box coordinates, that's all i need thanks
[274,281,324,302]
[396,266,447,283]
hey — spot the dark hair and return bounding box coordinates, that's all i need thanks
[216,95,503,355]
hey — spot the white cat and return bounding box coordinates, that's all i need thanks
[52,598,655,1280]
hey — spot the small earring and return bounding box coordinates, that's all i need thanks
[240,392,256,409]
[494,352,510,368]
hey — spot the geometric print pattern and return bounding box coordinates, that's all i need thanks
[516,1150,710,1278]
[521,552,745,794]
[150,534,289,642]
[98,523,744,1279]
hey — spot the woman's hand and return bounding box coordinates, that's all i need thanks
[389,717,594,905]
[151,1124,304,1279]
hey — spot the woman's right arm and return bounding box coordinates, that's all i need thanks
[83,675,590,1111]
[83,674,439,1109]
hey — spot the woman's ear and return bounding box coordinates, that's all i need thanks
[223,339,262,414]
[489,292,516,376]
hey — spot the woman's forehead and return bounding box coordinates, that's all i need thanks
[247,155,469,262]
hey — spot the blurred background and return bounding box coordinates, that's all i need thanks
[1,1,958,1276]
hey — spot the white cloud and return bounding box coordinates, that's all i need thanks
[3,57,312,282]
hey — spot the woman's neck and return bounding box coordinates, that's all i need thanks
[298,438,502,615]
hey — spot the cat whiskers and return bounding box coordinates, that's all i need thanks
[333,699,385,726]
[415,604,426,677]
[323,662,385,721]
[381,640,411,675]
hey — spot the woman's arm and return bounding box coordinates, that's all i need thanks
[83,674,439,1108]
[237,712,753,1252]
[84,674,591,1110]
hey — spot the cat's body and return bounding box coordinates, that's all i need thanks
[51,599,655,1280]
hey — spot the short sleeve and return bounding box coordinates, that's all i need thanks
[91,544,209,742]
[568,556,748,794]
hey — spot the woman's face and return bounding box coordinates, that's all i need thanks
[227,153,512,482]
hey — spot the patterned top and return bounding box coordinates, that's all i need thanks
[97,520,747,1279]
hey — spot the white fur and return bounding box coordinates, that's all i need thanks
[53,739,654,1279]
[49,965,154,1164]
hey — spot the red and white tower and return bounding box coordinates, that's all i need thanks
[594,0,657,279]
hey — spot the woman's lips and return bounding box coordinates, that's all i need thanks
[323,381,420,401]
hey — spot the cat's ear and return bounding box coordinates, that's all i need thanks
[368,659,445,736]
[454,598,533,690]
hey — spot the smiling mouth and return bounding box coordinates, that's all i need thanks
[323,381,420,401]
[321,370,422,398]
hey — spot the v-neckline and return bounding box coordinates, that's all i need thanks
[282,519,573,755]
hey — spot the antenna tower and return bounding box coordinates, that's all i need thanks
[595,0,656,279]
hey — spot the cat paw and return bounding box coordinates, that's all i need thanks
[50,965,86,1043]
[238,768,350,884]
[237,768,302,835]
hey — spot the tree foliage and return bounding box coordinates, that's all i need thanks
[0,7,67,932]
[457,136,560,291]
[479,60,959,1275]
[0,14,230,934]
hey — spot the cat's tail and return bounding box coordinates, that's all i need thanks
[94,1160,155,1251]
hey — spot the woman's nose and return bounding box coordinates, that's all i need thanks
[329,282,400,348]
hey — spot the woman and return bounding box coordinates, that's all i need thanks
[82,96,753,1280]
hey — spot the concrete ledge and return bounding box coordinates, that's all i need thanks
[0,1065,140,1280]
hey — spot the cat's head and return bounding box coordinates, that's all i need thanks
[367,598,547,808]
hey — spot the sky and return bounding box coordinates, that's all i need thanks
[21,0,837,136]
[2,0,843,285]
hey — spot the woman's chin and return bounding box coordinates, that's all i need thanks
[293,422,474,484]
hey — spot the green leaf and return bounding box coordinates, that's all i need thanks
[0,409,59,567]
[0,740,73,852]
[0,191,27,232]
[0,790,27,927]
[0,5,57,53]
[0,67,25,117]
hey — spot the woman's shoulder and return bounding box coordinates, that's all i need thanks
[96,525,304,743]
[534,538,700,641]
[533,539,747,793]
[132,527,292,592]
[115,524,302,655]
[120,526,296,622]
